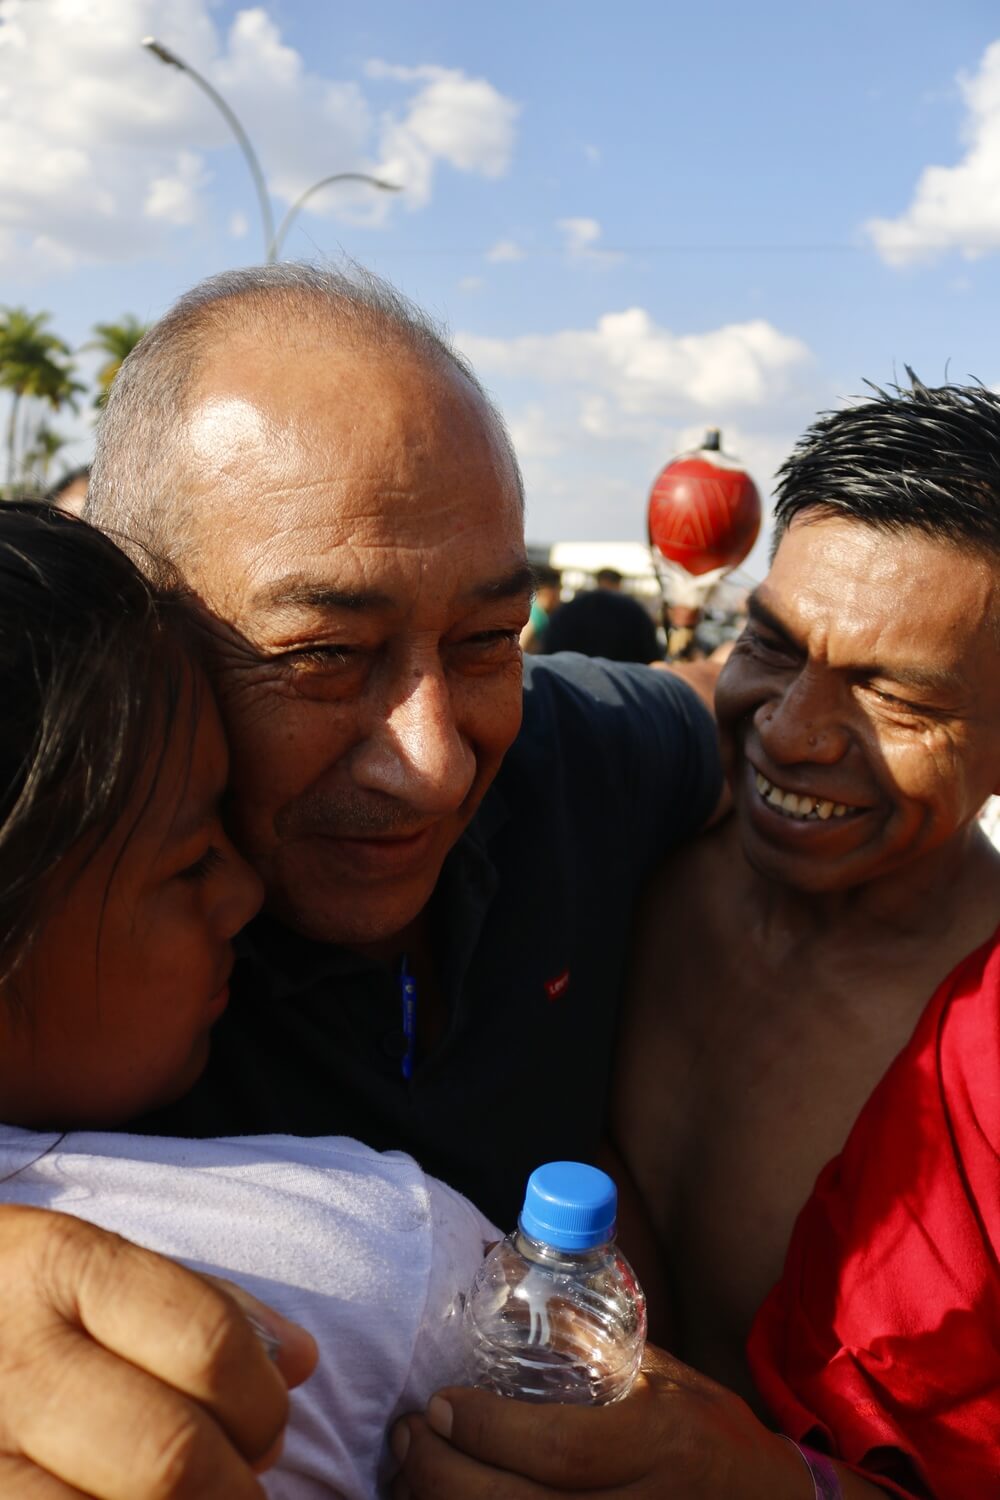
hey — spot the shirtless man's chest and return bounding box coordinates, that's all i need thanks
[614,819,1000,1403]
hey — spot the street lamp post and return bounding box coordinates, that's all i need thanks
[142,38,399,262]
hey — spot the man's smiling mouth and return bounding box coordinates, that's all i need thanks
[754,771,862,822]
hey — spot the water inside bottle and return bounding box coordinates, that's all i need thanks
[466,1267,641,1403]
[464,1210,646,1406]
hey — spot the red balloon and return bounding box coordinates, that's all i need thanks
[647,438,761,577]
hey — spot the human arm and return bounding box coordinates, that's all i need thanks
[0,1203,316,1498]
[652,655,723,716]
[391,1345,895,1500]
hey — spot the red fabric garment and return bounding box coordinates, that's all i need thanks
[747,929,1000,1500]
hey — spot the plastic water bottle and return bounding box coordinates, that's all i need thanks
[463,1161,646,1404]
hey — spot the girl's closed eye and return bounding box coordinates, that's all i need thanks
[179,846,226,884]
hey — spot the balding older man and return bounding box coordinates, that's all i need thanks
[86,264,719,1223]
[0,264,720,1496]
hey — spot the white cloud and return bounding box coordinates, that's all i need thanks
[486,238,526,262]
[508,403,566,460]
[0,1,520,271]
[455,309,818,550]
[144,151,210,225]
[584,144,601,166]
[557,216,622,266]
[229,210,250,239]
[459,308,810,414]
[458,275,484,292]
[368,61,520,210]
[867,39,1000,266]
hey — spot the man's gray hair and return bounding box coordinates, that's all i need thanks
[86,261,522,575]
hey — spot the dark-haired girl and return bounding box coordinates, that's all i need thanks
[0,504,495,1499]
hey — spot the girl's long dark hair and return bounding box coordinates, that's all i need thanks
[0,503,194,985]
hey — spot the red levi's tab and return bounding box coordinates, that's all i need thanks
[545,970,571,1001]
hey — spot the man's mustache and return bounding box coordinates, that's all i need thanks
[275,789,430,840]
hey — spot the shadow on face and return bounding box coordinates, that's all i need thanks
[173,334,531,948]
[0,685,262,1129]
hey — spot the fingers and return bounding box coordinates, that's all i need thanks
[394,1415,553,1500]
[420,1387,654,1490]
[422,1352,705,1495]
[200,1275,319,1390]
[0,1207,312,1498]
[639,1342,711,1388]
[402,1349,791,1500]
[10,1320,269,1500]
[39,1216,293,1461]
[0,1455,94,1499]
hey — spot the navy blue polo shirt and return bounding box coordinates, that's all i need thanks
[135,654,720,1228]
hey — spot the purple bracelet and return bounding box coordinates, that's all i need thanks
[780,1436,844,1499]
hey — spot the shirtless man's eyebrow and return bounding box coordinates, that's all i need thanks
[746,590,965,697]
[745,591,798,647]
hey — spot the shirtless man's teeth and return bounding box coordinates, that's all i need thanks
[753,771,853,821]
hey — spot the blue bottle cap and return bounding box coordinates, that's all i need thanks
[519,1161,617,1251]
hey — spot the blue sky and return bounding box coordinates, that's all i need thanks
[3,0,1000,573]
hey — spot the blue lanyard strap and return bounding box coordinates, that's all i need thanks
[398,955,418,1081]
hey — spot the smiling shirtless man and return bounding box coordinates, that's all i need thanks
[619,381,1000,1404]
[615,378,1000,1497]
[395,381,1000,1498]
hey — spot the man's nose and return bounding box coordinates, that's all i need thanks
[755,668,849,766]
[353,666,476,814]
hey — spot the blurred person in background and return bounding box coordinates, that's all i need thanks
[540,584,661,664]
[664,598,704,660]
[46,463,90,515]
[519,562,562,652]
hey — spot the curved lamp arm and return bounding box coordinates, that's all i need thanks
[270,173,401,260]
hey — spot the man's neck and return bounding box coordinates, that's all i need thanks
[346,912,429,968]
[743,821,1000,955]
[348,911,449,1054]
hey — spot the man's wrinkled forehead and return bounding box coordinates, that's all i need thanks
[172,333,524,602]
[759,511,1000,658]
[182,328,515,481]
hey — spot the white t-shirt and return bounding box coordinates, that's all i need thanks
[0,1128,498,1499]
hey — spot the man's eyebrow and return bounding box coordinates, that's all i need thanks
[251,577,394,614]
[748,591,965,696]
[464,564,535,603]
[746,591,798,645]
[869,662,967,696]
[252,565,535,615]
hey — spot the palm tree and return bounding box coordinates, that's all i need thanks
[0,308,81,492]
[85,315,149,408]
[22,424,69,489]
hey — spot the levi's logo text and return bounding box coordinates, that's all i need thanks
[545,969,571,1001]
